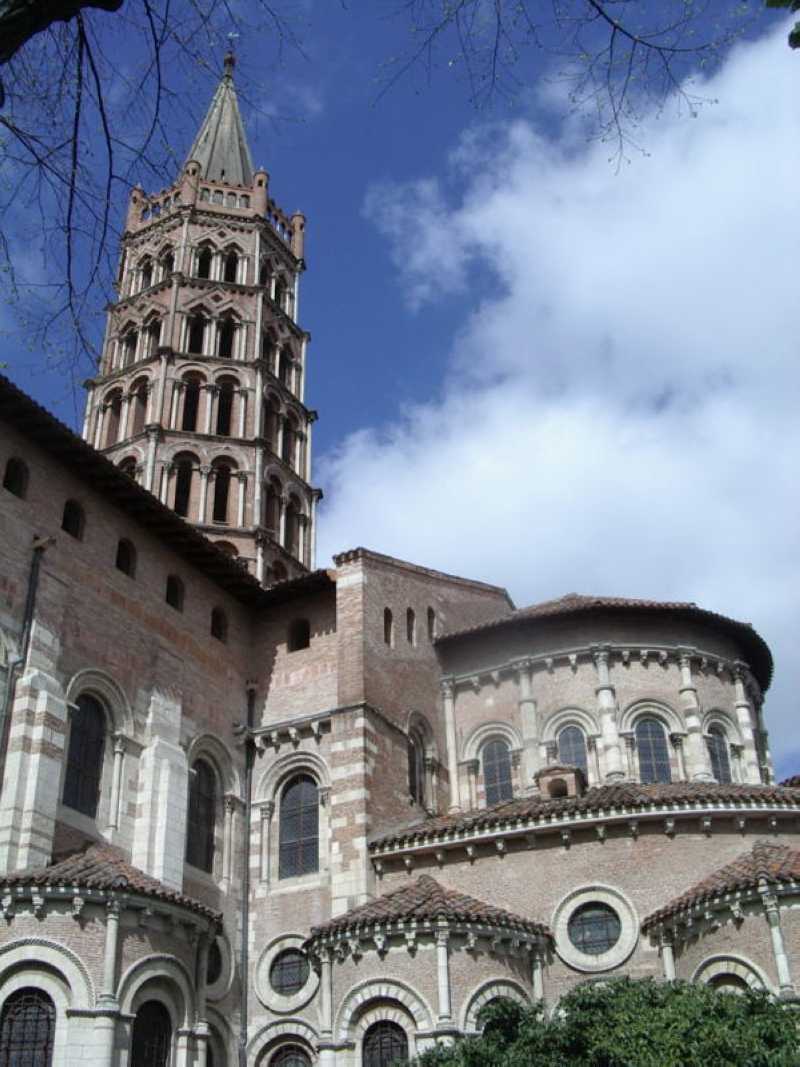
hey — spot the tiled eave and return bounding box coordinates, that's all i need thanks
[305,918,550,962]
[642,881,800,940]
[0,882,221,927]
[368,800,800,867]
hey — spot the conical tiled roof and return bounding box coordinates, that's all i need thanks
[186,53,254,185]
[0,843,220,921]
[642,841,800,929]
[307,875,549,940]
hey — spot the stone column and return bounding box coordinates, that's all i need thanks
[100,899,121,1002]
[198,466,211,524]
[156,350,170,423]
[237,472,247,527]
[670,734,687,781]
[255,532,267,587]
[762,891,795,996]
[594,647,624,781]
[106,734,126,834]
[254,448,264,529]
[160,463,174,506]
[464,759,479,810]
[531,946,544,1001]
[82,383,95,440]
[435,924,452,1023]
[733,664,762,783]
[145,427,159,492]
[441,680,461,813]
[222,794,236,888]
[278,494,287,548]
[259,801,274,883]
[170,380,183,428]
[196,932,210,1024]
[660,931,676,980]
[238,389,248,437]
[677,650,712,781]
[319,946,333,1037]
[93,404,106,449]
[517,659,539,789]
[175,1028,192,1067]
[204,385,216,435]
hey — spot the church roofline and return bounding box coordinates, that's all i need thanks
[332,547,514,604]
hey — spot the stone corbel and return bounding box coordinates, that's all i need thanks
[318,786,331,808]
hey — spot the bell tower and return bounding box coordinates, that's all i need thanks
[83,52,319,584]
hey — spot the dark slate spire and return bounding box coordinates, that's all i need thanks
[185,51,254,185]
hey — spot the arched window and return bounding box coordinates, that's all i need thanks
[140,257,153,290]
[160,249,175,277]
[200,187,210,202]
[407,729,425,805]
[288,619,310,652]
[483,739,513,805]
[383,608,393,647]
[259,260,270,287]
[197,246,213,279]
[104,391,122,447]
[0,987,55,1067]
[61,499,85,539]
[181,377,202,431]
[212,190,223,205]
[274,278,286,311]
[216,380,235,436]
[173,457,194,518]
[63,693,106,817]
[144,319,161,358]
[707,725,733,784]
[186,758,216,872]
[187,315,206,355]
[427,607,436,641]
[217,317,235,360]
[130,381,148,435]
[269,1048,311,1067]
[130,1001,172,1067]
[279,775,319,878]
[211,607,228,642]
[265,397,281,451]
[165,574,184,611]
[557,725,589,776]
[281,418,295,466]
[121,330,137,367]
[278,347,292,387]
[223,251,238,283]
[284,499,301,557]
[635,718,672,784]
[3,457,28,498]
[115,539,136,577]
[226,193,236,209]
[406,608,416,645]
[265,477,282,533]
[212,464,232,524]
[363,1021,408,1067]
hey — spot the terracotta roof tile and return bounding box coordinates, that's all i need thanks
[436,593,773,690]
[307,874,549,941]
[643,841,800,929]
[369,782,800,851]
[0,844,220,921]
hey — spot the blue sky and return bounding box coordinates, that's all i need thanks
[1,5,797,776]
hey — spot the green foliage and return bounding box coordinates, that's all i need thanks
[416,979,800,1067]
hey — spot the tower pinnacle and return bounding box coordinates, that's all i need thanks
[185,53,253,185]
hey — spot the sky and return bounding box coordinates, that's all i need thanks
[1,5,797,776]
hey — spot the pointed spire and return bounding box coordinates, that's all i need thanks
[185,52,254,186]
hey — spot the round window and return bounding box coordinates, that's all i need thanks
[269,949,309,996]
[567,902,621,956]
[207,939,223,986]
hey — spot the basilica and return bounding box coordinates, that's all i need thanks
[0,54,798,1067]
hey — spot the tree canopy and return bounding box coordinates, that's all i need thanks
[416,978,799,1067]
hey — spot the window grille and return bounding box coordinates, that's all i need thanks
[269,1047,311,1067]
[0,987,55,1067]
[130,1001,172,1067]
[635,718,672,784]
[567,902,621,955]
[63,693,106,817]
[557,725,589,776]
[278,775,318,878]
[483,739,513,805]
[186,758,216,872]
[269,949,309,995]
[363,1021,409,1067]
[707,725,732,784]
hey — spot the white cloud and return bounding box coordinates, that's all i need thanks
[318,27,800,775]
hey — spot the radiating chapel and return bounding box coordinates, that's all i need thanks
[0,54,798,1067]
